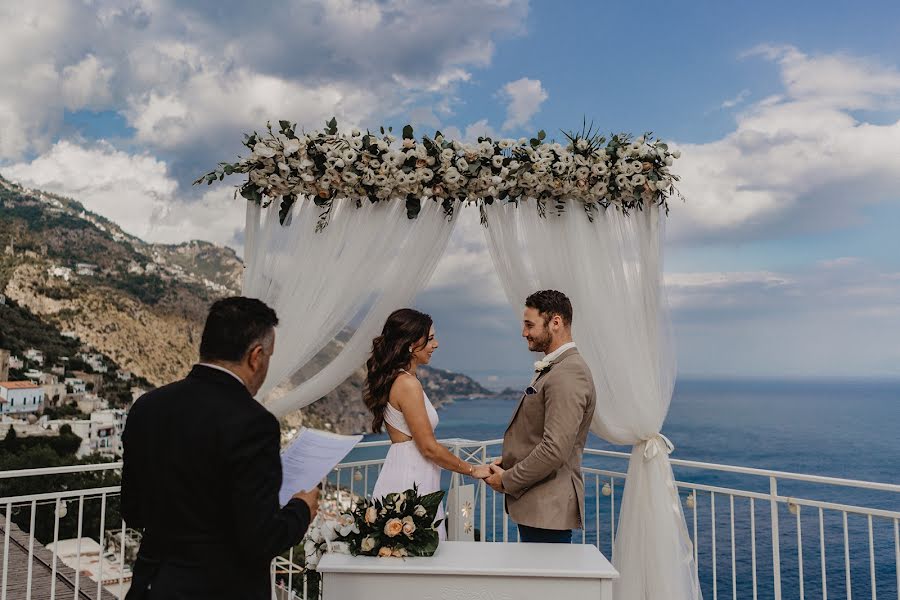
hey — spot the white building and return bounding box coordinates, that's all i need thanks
[41,382,67,406]
[65,377,87,393]
[24,348,44,366]
[0,381,44,415]
[8,356,24,370]
[45,538,132,599]
[90,409,126,456]
[60,331,78,340]
[47,266,73,282]
[79,353,108,374]
[75,263,97,276]
[0,293,5,305]
[116,370,132,382]
[24,369,43,381]
[76,394,108,414]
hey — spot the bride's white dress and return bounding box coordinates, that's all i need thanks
[370,389,446,541]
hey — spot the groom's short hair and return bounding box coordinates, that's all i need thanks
[526,290,572,327]
[199,297,279,362]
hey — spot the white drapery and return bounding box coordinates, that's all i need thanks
[482,201,700,600]
[242,197,458,417]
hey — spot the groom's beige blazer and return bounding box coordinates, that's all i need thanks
[500,347,596,531]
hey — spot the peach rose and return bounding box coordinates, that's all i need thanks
[384,518,403,538]
[391,547,408,558]
[365,506,378,524]
[378,546,393,557]
[401,516,416,537]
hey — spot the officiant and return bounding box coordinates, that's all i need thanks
[122,297,319,600]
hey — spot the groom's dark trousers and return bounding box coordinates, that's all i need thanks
[518,525,573,544]
[122,365,311,600]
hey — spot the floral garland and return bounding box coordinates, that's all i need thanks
[195,118,682,230]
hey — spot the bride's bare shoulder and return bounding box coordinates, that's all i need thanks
[389,372,423,406]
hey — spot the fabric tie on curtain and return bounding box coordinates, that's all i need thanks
[242,196,458,417]
[642,433,675,461]
[482,200,701,600]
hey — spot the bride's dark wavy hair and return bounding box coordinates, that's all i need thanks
[364,308,433,433]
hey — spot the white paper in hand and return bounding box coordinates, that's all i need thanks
[279,428,363,506]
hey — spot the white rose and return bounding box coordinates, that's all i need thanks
[631,174,646,186]
[672,150,681,159]
[456,158,469,171]
[360,536,376,552]
[253,142,277,159]
[282,139,302,156]
[342,149,357,162]
[413,504,427,517]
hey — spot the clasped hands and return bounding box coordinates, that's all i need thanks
[470,459,505,493]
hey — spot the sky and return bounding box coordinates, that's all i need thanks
[1,0,899,384]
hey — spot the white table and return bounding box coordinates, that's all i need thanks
[317,541,619,600]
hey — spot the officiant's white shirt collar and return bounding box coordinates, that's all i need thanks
[544,341,577,362]
[197,362,246,387]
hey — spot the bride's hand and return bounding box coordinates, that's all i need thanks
[471,464,492,479]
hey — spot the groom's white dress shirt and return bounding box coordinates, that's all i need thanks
[543,341,577,363]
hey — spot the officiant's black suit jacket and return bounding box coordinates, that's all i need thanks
[122,364,311,600]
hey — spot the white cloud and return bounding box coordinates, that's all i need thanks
[61,54,115,111]
[499,78,548,131]
[3,141,245,247]
[0,0,528,165]
[670,45,900,242]
[745,44,900,109]
[720,89,750,109]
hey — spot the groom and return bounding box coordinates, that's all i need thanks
[486,290,596,543]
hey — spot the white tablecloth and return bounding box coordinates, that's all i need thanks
[317,541,619,600]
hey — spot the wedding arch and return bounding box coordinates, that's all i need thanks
[199,119,698,600]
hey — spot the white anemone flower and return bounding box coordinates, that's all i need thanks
[282,139,302,156]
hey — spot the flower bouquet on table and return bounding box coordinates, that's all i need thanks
[334,485,445,558]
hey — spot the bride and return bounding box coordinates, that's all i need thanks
[365,308,491,540]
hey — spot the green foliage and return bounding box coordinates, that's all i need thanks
[0,299,80,359]
[109,272,168,305]
[1,429,84,458]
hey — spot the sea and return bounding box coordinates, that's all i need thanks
[343,377,899,599]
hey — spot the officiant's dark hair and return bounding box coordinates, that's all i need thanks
[526,290,573,327]
[364,308,433,433]
[199,297,279,362]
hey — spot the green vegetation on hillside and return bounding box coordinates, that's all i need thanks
[0,298,80,361]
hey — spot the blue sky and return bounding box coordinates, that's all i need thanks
[2,0,899,383]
